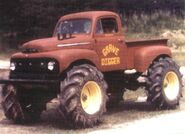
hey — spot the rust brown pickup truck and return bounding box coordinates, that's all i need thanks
[0,11,182,128]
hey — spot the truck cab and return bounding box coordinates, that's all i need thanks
[53,11,127,72]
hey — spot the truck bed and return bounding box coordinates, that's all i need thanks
[124,38,170,72]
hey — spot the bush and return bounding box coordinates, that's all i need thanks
[123,10,185,34]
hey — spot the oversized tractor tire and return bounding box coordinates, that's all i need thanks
[147,57,182,109]
[1,85,45,123]
[59,64,108,128]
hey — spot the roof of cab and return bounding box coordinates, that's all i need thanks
[60,11,118,20]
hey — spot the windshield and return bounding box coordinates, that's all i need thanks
[54,19,92,36]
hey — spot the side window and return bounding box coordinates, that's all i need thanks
[96,18,118,34]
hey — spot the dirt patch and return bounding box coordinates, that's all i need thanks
[0,60,9,69]
[0,96,184,134]
[0,70,9,109]
[0,70,9,79]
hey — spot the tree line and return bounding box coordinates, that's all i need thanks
[0,0,184,49]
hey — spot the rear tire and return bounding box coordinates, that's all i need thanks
[147,57,182,109]
[59,64,108,128]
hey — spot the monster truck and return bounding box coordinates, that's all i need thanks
[0,11,182,128]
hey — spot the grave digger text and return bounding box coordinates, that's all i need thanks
[101,44,120,66]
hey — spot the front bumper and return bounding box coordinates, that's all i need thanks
[0,78,60,85]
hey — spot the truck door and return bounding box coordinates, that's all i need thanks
[94,17,126,71]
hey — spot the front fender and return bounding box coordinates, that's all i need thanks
[134,46,172,72]
[56,49,99,72]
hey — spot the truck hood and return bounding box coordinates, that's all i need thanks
[22,35,92,52]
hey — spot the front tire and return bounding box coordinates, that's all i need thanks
[1,85,46,123]
[147,57,182,109]
[59,64,108,128]
[2,85,24,123]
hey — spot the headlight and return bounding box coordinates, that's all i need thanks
[10,62,16,71]
[48,61,55,71]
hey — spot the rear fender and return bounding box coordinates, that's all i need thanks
[134,46,172,72]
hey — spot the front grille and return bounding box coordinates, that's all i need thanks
[10,58,59,79]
